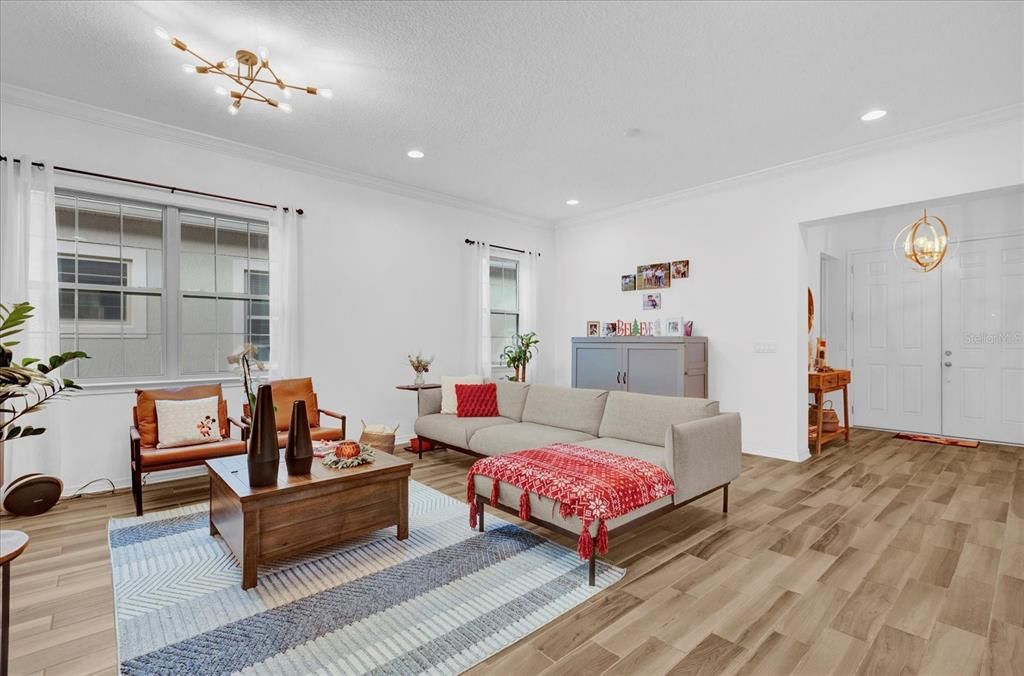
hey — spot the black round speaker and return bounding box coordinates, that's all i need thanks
[2,473,63,516]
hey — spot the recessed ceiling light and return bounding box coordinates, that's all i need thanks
[566,199,580,206]
[860,109,887,121]
[407,150,425,159]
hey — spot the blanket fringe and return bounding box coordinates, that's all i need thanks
[519,490,531,520]
[596,520,608,555]
[490,479,500,506]
[577,526,593,561]
[469,498,478,529]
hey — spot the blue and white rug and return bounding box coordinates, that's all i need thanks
[109,480,624,675]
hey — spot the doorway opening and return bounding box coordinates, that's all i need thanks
[803,185,1024,448]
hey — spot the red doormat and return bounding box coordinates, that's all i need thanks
[893,432,980,448]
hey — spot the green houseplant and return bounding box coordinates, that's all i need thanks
[0,302,88,442]
[500,332,540,382]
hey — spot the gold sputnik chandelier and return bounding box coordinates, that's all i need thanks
[893,208,950,272]
[155,27,332,115]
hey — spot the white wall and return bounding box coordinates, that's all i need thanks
[551,115,1023,461]
[0,91,555,493]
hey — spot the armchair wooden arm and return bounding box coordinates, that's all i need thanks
[129,425,141,461]
[319,408,347,440]
[228,416,249,442]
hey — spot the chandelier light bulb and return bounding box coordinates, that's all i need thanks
[258,45,270,61]
[182,64,197,74]
[283,88,292,99]
[318,88,334,99]
[228,101,240,115]
[214,86,228,96]
[280,102,293,113]
[154,27,170,42]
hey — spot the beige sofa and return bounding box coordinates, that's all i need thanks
[415,382,742,577]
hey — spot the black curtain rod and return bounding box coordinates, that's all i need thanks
[0,155,303,215]
[464,238,541,256]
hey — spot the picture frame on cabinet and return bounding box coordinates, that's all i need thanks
[665,317,684,336]
[586,321,600,336]
[602,321,617,337]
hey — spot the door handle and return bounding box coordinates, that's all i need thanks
[944,361,952,367]
[623,371,628,385]
[616,371,621,384]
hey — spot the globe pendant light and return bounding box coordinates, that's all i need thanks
[893,208,949,273]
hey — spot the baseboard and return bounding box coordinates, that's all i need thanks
[63,465,207,497]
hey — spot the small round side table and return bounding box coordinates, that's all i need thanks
[1,529,29,676]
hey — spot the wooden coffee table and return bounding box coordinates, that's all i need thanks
[206,452,413,589]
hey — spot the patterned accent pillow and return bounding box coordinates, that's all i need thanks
[155,396,223,448]
[455,383,500,418]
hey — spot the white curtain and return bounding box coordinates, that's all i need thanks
[0,157,62,483]
[269,207,300,379]
[463,242,491,378]
[519,250,541,381]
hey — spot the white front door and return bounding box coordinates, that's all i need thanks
[941,235,1024,444]
[851,250,942,434]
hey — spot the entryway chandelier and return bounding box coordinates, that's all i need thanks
[893,208,950,272]
[155,28,333,115]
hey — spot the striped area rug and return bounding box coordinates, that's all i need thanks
[109,480,623,675]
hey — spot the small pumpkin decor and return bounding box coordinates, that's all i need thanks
[322,440,375,469]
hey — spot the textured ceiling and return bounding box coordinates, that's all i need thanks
[1,1,1021,222]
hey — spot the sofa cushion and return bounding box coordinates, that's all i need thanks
[472,474,673,535]
[495,381,530,421]
[521,385,608,436]
[598,391,720,446]
[414,413,513,449]
[441,375,483,414]
[468,422,595,456]
[575,437,669,471]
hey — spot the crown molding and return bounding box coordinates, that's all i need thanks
[556,103,1024,230]
[0,83,552,230]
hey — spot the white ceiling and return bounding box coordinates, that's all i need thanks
[1,1,1021,222]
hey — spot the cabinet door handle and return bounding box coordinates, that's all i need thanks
[616,371,621,384]
[623,371,627,385]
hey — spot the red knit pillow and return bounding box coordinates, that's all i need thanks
[455,383,500,417]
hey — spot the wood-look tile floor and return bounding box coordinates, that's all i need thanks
[4,429,1023,675]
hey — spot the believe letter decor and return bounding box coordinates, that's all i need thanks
[247,384,279,487]
[285,400,314,475]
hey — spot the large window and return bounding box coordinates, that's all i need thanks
[56,192,269,381]
[489,257,519,369]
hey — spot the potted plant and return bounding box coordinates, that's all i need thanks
[500,332,540,382]
[0,302,88,488]
[227,343,267,415]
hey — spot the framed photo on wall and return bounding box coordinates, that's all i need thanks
[621,274,636,291]
[671,260,690,278]
[643,292,661,310]
[637,263,671,289]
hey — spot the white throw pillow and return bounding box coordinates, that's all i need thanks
[440,375,484,415]
[155,396,223,448]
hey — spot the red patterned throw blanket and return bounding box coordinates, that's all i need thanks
[467,443,676,560]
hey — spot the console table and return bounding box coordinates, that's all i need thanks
[809,369,851,455]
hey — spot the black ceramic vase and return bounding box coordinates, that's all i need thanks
[247,384,280,487]
[285,400,314,475]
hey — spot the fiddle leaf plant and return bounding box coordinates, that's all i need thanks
[0,302,88,442]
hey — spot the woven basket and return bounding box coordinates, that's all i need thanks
[821,401,840,433]
[359,421,399,455]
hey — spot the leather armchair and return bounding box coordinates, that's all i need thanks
[242,377,347,448]
[130,384,247,515]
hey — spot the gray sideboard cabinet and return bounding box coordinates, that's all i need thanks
[571,336,708,398]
